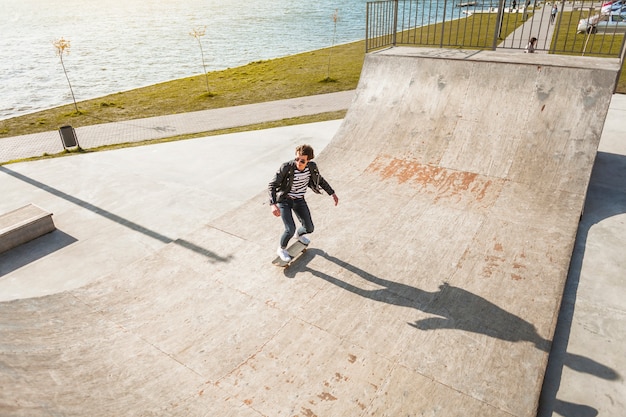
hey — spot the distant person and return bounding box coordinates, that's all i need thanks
[525,37,537,53]
[551,3,558,23]
[268,144,339,262]
[512,0,517,10]
[523,0,531,20]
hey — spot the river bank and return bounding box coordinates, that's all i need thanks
[0,40,365,140]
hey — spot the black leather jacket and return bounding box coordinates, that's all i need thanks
[268,160,335,205]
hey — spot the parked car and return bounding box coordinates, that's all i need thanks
[601,0,624,14]
[577,12,626,33]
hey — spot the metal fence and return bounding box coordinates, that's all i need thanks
[366,0,626,60]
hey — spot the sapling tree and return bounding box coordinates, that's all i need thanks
[53,37,79,113]
[323,9,340,82]
[190,26,212,95]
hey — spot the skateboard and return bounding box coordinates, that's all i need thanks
[272,240,308,267]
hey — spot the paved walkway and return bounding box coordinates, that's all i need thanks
[0,91,355,164]
[496,0,556,51]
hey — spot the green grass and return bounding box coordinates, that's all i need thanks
[1,15,624,144]
[551,12,624,55]
[393,13,535,48]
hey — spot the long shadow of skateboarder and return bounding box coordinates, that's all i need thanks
[300,249,618,386]
[305,250,549,349]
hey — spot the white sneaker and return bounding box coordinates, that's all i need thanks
[277,247,292,262]
[297,234,310,245]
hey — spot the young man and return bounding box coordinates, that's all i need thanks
[268,144,339,262]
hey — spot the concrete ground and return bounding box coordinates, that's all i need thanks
[1,51,624,416]
[0,119,342,299]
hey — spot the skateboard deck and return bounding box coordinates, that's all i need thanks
[272,240,308,267]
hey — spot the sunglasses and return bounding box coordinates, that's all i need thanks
[295,157,308,164]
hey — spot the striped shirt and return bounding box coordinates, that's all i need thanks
[288,166,311,199]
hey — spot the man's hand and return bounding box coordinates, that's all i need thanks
[332,194,339,206]
[271,204,280,217]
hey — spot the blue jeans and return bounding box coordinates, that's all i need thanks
[278,197,314,248]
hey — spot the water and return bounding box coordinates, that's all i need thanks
[0,0,368,120]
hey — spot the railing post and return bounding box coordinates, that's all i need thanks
[365,2,371,51]
[617,35,626,93]
[392,0,399,47]
[440,0,448,48]
[492,0,507,50]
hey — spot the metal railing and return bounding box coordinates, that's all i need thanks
[366,0,626,60]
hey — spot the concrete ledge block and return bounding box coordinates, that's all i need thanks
[0,204,56,254]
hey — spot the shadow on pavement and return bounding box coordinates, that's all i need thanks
[0,230,77,276]
[536,151,626,416]
[0,165,232,264]
[552,399,599,417]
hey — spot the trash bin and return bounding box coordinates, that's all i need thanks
[59,125,79,149]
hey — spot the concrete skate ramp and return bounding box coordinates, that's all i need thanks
[0,47,619,416]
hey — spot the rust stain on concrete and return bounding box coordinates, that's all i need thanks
[367,155,503,207]
[318,392,338,401]
[301,407,318,417]
[483,255,505,278]
[335,372,349,382]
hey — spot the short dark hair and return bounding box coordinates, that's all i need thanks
[296,144,314,160]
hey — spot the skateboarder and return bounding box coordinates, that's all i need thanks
[268,144,339,262]
[524,37,537,53]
